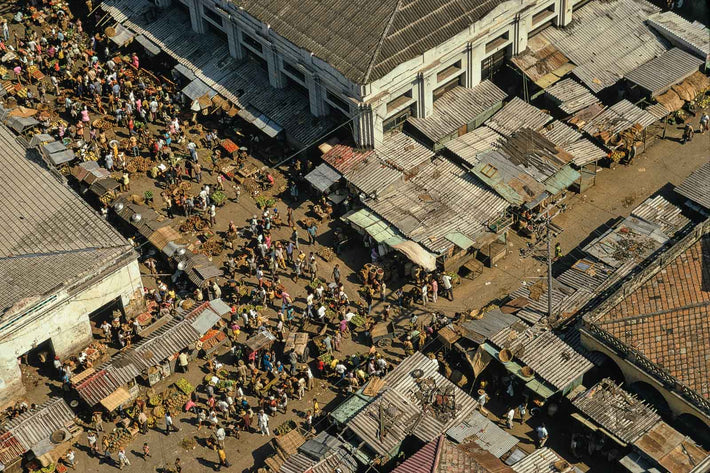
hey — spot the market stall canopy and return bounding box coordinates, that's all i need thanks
[100,386,132,412]
[344,208,403,244]
[182,78,217,102]
[172,63,196,83]
[29,133,54,147]
[135,34,161,56]
[305,163,341,193]
[390,240,436,271]
[238,105,283,138]
[106,23,134,47]
[5,116,39,133]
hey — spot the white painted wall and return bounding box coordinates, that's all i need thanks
[0,259,143,406]
[191,0,568,148]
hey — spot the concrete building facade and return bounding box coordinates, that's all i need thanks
[172,0,585,148]
[0,124,141,407]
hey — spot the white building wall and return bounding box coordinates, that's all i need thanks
[190,0,569,148]
[0,260,142,406]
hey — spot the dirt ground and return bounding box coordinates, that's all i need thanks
[43,111,705,473]
[6,8,709,471]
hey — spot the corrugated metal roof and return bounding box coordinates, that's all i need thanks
[348,388,421,457]
[539,0,667,93]
[444,126,504,168]
[544,78,599,114]
[583,215,668,269]
[460,309,521,344]
[407,82,506,144]
[544,165,581,196]
[76,300,228,405]
[511,448,564,473]
[631,195,691,237]
[645,103,671,120]
[347,352,479,457]
[300,431,345,461]
[571,379,660,444]
[646,11,710,61]
[485,98,552,138]
[182,78,217,101]
[539,121,582,147]
[307,447,358,473]
[322,144,402,196]
[0,431,24,465]
[305,163,341,193]
[366,157,508,253]
[4,398,76,451]
[675,162,710,211]
[447,411,518,457]
[391,435,442,473]
[625,48,703,97]
[279,452,316,473]
[0,123,134,314]
[377,131,434,174]
[331,392,373,425]
[472,149,546,206]
[583,100,658,138]
[490,326,593,391]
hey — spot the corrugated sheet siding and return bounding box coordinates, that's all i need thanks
[511,448,562,473]
[583,100,657,136]
[446,411,518,457]
[544,78,599,114]
[407,82,507,143]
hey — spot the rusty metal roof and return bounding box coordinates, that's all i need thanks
[3,398,76,452]
[0,431,24,465]
[391,435,443,473]
[634,421,710,473]
[571,379,660,444]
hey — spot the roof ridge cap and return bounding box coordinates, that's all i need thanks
[363,0,404,84]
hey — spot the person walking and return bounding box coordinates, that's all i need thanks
[421,282,428,306]
[441,273,453,300]
[138,410,148,434]
[257,409,270,436]
[118,448,130,469]
[65,448,77,470]
[700,112,709,133]
[682,123,694,144]
[431,278,438,303]
[142,442,151,460]
[518,402,527,424]
[536,424,549,448]
[505,408,515,429]
[165,411,179,435]
[217,447,230,470]
[87,431,98,456]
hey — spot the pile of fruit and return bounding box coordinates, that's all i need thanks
[175,378,194,395]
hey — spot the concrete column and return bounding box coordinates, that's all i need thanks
[189,0,205,34]
[469,43,484,86]
[422,74,434,117]
[512,14,529,55]
[265,46,286,89]
[354,104,375,148]
[558,0,573,26]
[464,43,474,87]
[226,21,244,60]
[307,74,327,117]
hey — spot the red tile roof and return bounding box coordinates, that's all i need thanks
[595,234,709,399]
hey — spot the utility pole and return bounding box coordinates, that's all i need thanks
[545,218,552,322]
